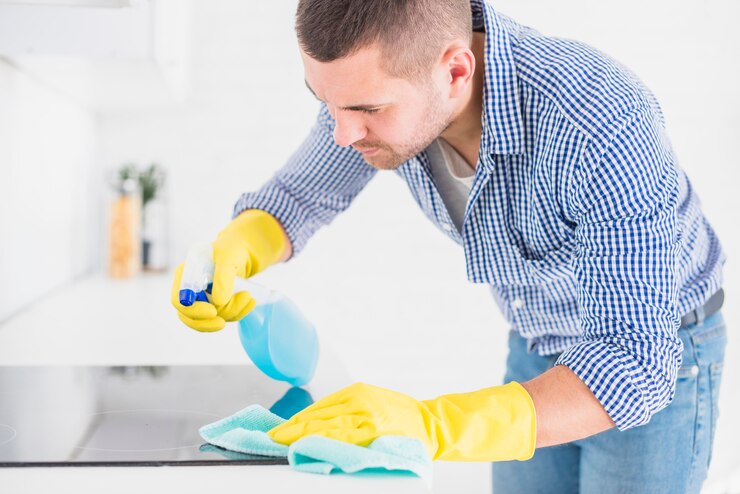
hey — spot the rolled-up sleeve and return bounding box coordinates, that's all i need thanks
[556,107,684,430]
[233,104,376,255]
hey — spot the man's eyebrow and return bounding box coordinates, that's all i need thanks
[303,79,389,112]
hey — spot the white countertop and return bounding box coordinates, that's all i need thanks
[0,274,430,494]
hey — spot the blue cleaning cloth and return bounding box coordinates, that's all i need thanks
[199,405,432,479]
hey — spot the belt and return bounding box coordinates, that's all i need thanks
[680,289,724,327]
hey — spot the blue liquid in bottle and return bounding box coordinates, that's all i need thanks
[237,296,319,387]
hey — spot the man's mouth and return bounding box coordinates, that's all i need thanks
[354,146,381,156]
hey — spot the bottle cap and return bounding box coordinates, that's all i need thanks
[179,289,196,307]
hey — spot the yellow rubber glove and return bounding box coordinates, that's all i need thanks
[267,381,536,462]
[171,209,288,332]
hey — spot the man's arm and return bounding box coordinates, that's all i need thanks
[522,366,614,447]
[554,106,683,432]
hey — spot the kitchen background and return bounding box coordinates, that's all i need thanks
[0,0,738,492]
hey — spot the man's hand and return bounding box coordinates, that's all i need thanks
[267,381,536,462]
[170,262,256,332]
[170,209,290,332]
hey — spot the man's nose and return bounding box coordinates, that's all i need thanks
[332,111,367,148]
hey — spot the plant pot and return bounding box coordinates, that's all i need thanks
[142,240,152,267]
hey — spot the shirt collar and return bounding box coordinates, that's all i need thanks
[471,0,525,158]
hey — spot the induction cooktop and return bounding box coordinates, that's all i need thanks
[0,365,315,467]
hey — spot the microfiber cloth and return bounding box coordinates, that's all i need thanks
[199,405,432,480]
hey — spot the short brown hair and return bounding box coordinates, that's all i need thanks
[296,0,472,80]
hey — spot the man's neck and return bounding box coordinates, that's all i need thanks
[440,32,486,168]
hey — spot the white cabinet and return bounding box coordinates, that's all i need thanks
[0,0,191,110]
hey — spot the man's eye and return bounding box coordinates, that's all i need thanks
[359,108,379,114]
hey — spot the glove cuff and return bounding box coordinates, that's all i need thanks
[422,381,537,462]
[224,209,288,276]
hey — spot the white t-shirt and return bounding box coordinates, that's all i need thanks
[425,138,476,233]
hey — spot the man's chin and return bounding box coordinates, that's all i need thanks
[362,152,407,171]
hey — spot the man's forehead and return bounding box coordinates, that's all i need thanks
[301,47,402,109]
[301,45,387,85]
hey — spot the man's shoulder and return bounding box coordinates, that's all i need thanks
[501,16,661,139]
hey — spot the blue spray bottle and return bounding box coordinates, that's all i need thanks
[179,243,319,386]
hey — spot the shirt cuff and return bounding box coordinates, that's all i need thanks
[232,179,313,256]
[554,339,677,430]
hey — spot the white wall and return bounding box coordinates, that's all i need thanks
[0,57,98,323]
[96,1,739,492]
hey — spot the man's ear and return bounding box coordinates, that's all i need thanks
[441,43,476,99]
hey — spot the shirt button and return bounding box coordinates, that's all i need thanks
[690,365,699,376]
[512,298,524,309]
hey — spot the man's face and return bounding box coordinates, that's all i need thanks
[301,45,454,170]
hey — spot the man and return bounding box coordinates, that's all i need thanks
[171,1,726,492]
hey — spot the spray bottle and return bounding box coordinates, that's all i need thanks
[179,243,319,386]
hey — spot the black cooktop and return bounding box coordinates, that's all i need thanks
[0,365,315,467]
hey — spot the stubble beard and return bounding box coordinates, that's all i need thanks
[359,88,452,171]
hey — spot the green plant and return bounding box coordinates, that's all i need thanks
[138,163,167,208]
[113,163,167,206]
[114,163,139,194]
[117,163,138,182]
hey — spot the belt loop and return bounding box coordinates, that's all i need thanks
[695,305,706,325]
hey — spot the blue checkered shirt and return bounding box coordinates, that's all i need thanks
[233,0,725,430]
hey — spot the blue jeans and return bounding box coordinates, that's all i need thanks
[492,312,727,494]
